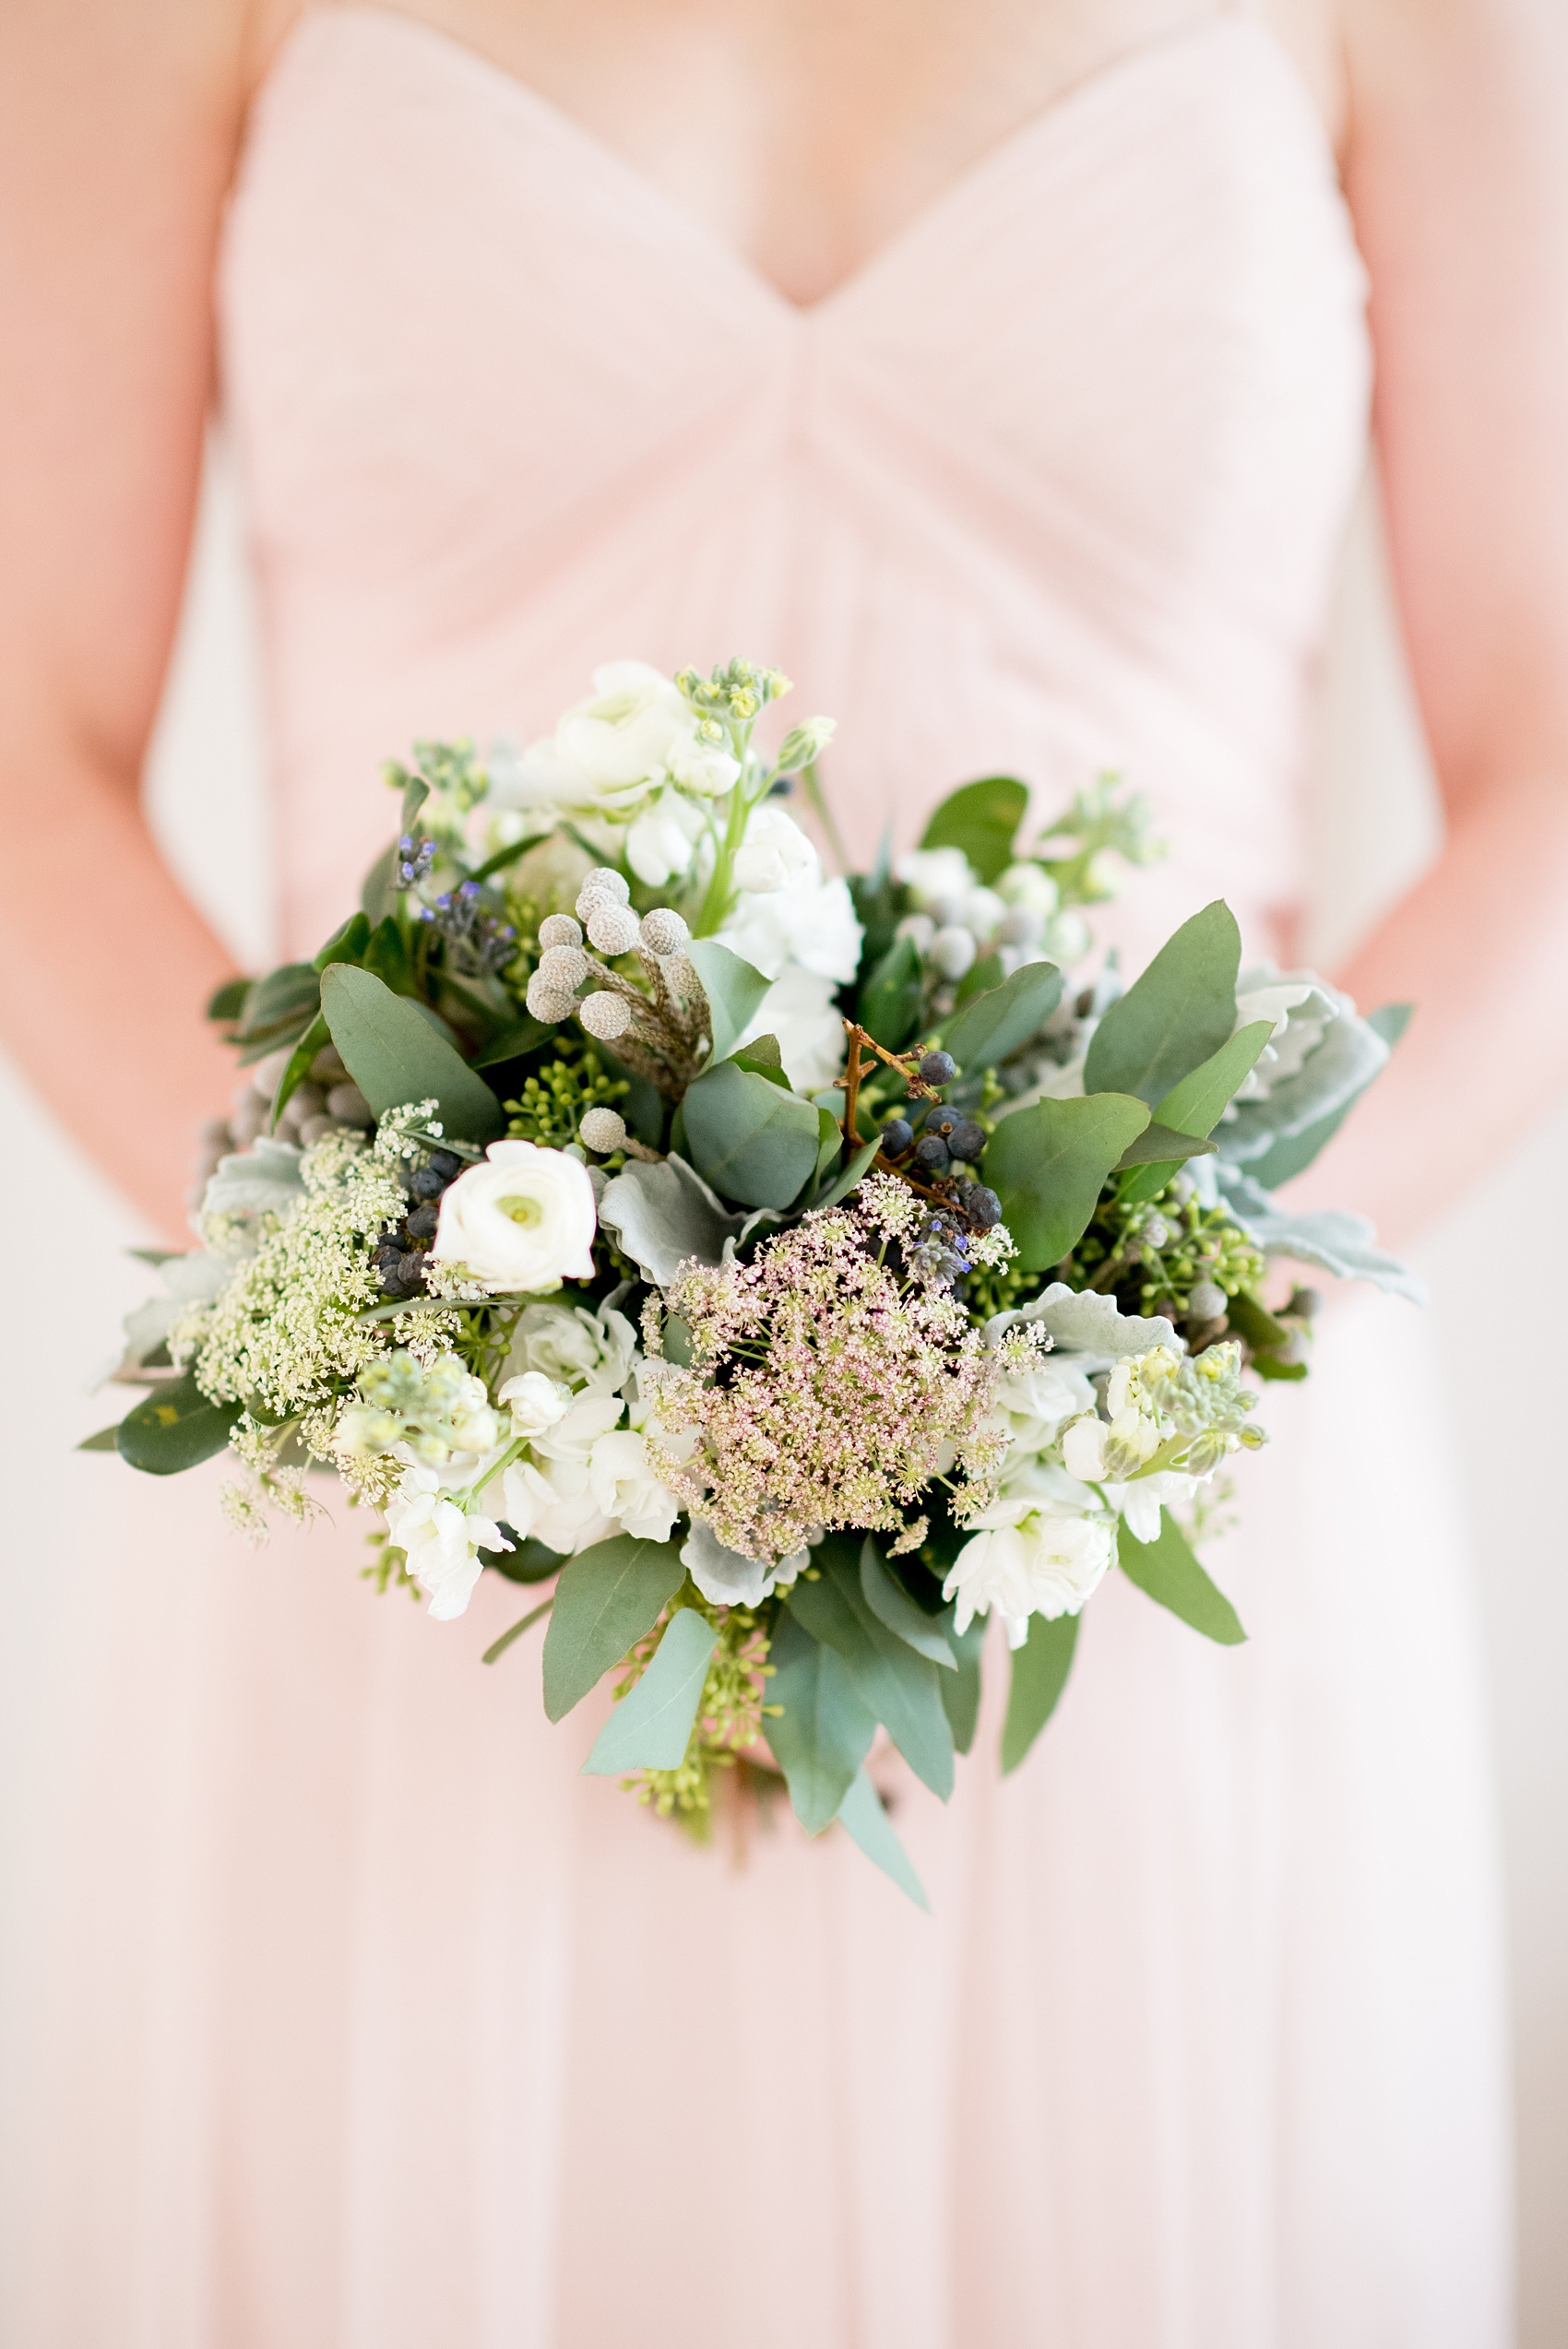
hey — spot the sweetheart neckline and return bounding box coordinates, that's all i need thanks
[267,5,1340,319]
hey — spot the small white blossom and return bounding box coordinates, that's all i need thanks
[497,1370,571,1438]
[944,1501,1115,1645]
[386,1464,510,1621]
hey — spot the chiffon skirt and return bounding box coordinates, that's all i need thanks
[0,1244,1512,2348]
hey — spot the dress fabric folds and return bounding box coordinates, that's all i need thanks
[2,9,1512,2344]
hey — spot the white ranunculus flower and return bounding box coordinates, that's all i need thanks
[943,1503,1114,1646]
[432,1141,597,1294]
[496,1370,571,1439]
[386,1464,510,1621]
[588,1429,681,1541]
[513,660,695,814]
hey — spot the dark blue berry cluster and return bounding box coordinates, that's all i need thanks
[373,1148,465,1298]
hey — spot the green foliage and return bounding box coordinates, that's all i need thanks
[1062,1179,1265,1323]
[938,959,1064,1074]
[205,975,252,1026]
[859,1539,957,1668]
[730,1033,790,1087]
[1223,1287,1308,1381]
[919,775,1029,884]
[116,1372,242,1476]
[505,1050,627,1148]
[1117,1511,1246,1644]
[789,1543,955,1798]
[1241,1001,1412,1191]
[1001,1610,1079,1774]
[581,1606,719,1774]
[320,965,505,1142]
[685,939,772,1063]
[765,1611,877,1834]
[1083,900,1241,1105]
[681,1057,823,1208]
[985,1093,1151,1270]
[808,1135,881,1213]
[859,932,924,1052]
[77,1423,124,1453]
[1033,773,1164,905]
[540,1536,686,1721]
[1111,1121,1217,1171]
[487,1534,565,1584]
[940,1617,986,1755]
[836,1769,931,1911]
[1119,1021,1273,1205]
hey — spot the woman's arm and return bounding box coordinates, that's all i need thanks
[0,0,271,1240]
[1304,0,1568,1240]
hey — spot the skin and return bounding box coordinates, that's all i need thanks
[2,0,1566,1241]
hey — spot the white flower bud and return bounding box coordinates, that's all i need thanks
[526,975,576,1023]
[536,943,590,990]
[586,901,642,956]
[578,1107,629,1153]
[638,907,690,956]
[997,904,1043,947]
[576,867,630,918]
[578,990,632,1040]
[965,887,1005,937]
[931,925,978,980]
[774,716,837,773]
[537,913,583,949]
[1188,1281,1228,1323]
[895,911,935,955]
[1141,1215,1171,1249]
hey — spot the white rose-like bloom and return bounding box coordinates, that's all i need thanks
[500,1453,615,1557]
[507,660,694,814]
[386,1465,511,1621]
[588,1429,682,1542]
[431,1141,597,1293]
[943,1503,1114,1646]
[496,1370,571,1438]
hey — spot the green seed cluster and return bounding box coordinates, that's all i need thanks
[505,1050,628,1151]
[1064,1180,1266,1321]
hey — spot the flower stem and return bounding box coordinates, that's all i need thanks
[482,1596,553,1665]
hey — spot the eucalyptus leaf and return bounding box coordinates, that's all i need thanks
[312,911,372,975]
[1083,900,1241,1105]
[1111,1121,1216,1170]
[1117,1511,1246,1644]
[919,775,1029,884]
[1119,1021,1274,1206]
[267,1013,329,1130]
[77,1423,124,1453]
[1000,1610,1079,1774]
[581,1607,718,1774]
[360,839,399,923]
[765,1612,877,1835]
[684,939,771,1062]
[486,1532,563,1584]
[540,1536,685,1722]
[938,959,1063,1074]
[681,1059,823,1209]
[115,1371,241,1477]
[809,1135,881,1213]
[836,1769,931,1911]
[860,1540,956,1668]
[320,965,504,1142]
[859,933,924,1052]
[597,1154,747,1285]
[731,1032,787,1084]
[236,961,319,1038]
[789,1544,955,1799]
[206,975,252,1026]
[472,1014,552,1069]
[984,1093,1150,1269]
[940,1616,986,1755]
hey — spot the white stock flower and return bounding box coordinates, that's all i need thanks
[896,846,977,908]
[666,731,741,798]
[997,861,1060,915]
[588,1429,681,1541]
[432,1141,597,1293]
[944,1501,1114,1646]
[504,1300,636,1394]
[719,804,861,985]
[1108,1469,1202,1546]
[500,1453,615,1557]
[625,790,706,886]
[386,1464,510,1621]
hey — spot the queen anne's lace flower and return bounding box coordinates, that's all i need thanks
[645,1176,1030,1564]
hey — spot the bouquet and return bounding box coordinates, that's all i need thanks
[91,658,1414,1904]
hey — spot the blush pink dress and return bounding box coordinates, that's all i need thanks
[5,8,1513,2345]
